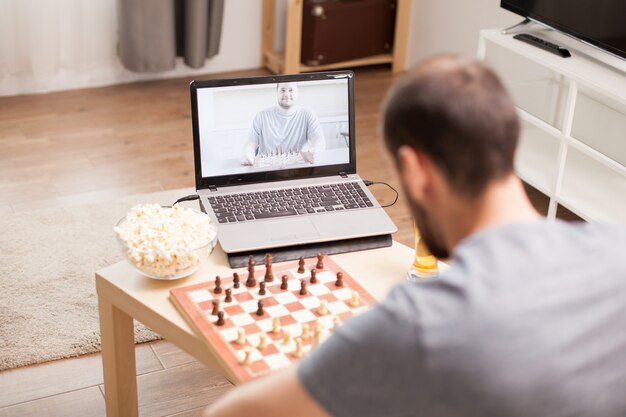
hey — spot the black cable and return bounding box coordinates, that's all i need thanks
[363,180,399,208]
[173,194,199,206]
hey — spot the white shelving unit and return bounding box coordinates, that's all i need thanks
[478,28,626,225]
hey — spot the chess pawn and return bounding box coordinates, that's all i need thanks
[316,253,324,269]
[282,330,292,345]
[235,328,246,345]
[317,299,328,315]
[280,275,289,290]
[310,269,317,284]
[211,299,220,316]
[349,291,360,307]
[313,326,322,349]
[335,271,344,287]
[233,272,240,288]
[242,346,252,365]
[256,299,265,316]
[271,317,281,334]
[292,337,304,358]
[259,281,266,296]
[301,323,311,341]
[225,288,232,303]
[216,311,225,326]
[332,315,341,331]
[297,256,306,274]
[214,276,223,294]
[257,333,267,350]
[299,280,307,296]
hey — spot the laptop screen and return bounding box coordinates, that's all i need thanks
[191,72,356,189]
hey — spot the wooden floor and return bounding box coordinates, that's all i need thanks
[0,65,576,416]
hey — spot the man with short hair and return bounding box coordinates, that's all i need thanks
[206,55,626,417]
[241,82,325,165]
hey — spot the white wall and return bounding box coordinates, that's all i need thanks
[0,0,261,97]
[406,0,519,66]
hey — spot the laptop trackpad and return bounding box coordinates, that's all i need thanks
[269,219,320,242]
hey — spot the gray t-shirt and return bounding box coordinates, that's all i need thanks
[250,106,322,156]
[298,220,626,417]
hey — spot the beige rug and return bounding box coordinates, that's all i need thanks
[0,187,196,371]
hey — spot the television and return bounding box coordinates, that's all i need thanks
[501,0,626,61]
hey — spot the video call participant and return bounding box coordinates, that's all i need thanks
[241,82,325,165]
[206,56,626,417]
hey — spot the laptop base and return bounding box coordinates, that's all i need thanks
[226,234,393,268]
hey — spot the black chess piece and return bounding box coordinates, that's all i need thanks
[225,288,232,303]
[256,300,264,316]
[280,275,288,290]
[259,281,266,296]
[214,276,223,294]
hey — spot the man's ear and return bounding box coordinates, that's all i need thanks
[397,145,429,202]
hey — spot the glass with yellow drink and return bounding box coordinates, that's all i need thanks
[407,223,439,281]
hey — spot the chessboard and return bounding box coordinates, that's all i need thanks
[170,254,375,383]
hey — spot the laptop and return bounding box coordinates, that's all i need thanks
[190,70,397,254]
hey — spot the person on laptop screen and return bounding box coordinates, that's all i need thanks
[241,82,325,165]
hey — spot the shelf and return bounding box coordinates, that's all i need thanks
[558,147,626,223]
[515,120,560,194]
[261,0,411,74]
[263,50,393,74]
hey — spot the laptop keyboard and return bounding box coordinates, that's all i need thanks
[208,182,375,224]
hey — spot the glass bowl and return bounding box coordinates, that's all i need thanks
[114,205,218,280]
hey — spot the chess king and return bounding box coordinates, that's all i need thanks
[205,56,626,417]
[241,82,326,165]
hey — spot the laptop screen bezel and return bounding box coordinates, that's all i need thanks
[190,71,357,189]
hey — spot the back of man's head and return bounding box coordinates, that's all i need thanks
[382,55,520,197]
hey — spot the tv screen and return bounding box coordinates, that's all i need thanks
[501,0,626,60]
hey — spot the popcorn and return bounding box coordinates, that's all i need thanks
[114,204,216,278]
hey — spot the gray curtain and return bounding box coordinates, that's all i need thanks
[118,0,225,72]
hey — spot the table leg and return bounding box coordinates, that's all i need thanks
[99,296,138,417]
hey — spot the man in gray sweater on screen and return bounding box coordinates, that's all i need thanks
[205,55,626,417]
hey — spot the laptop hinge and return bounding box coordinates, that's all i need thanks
[208,185,218,192]
[338,172,348,178]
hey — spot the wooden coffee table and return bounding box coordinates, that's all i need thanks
[96,242,414,417]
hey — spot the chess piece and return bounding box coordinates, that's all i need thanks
[259,282,266,296]
[256,300,264,316]
[236,328,246,345]
[280,275,289,290]
[282,330,291,344]
[335,271,344,287]
[242,346,252,365]
[214,276,223,294]
[233,272,240,288]
[292,337,303,358]
[301,323,311,341]
[216,311,225,326]
[297,256,305,274]
[310,269,317,284]
[257,333,267,350]
[349,291,360,307]
[316,253,324,269]
[299,280,307,295]
[211,299,220,316]
[318,299,328,315]
[264,254,274,282]
[332,315,341,330]
[225,288,232,303]
[246,256,256,287]
[271,317,281,334]
[313,326,322,348]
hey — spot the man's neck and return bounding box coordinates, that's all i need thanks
[442,175,541,251]
[277,105,296,115]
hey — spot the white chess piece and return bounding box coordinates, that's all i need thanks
[235,328,246,345]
